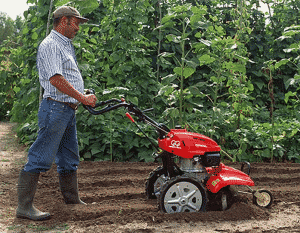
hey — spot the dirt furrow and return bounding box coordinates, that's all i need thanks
[2,157,300,232]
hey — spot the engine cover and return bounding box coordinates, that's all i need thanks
[158,129,221,159]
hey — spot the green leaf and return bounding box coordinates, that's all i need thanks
[23,27,29,35]
[182,59,198,69]
[166,34,181,43]
[224,62,246,73]
[157,85,175,97]
[284,91,296,103]
[183,67,195,78]
[91,147,101,155]
[285,78,295,89]
[195,32,202,38]
[169,108,179,118]
[215,25,225,36]
[199,39,211,46]
[173,67,182,76]
[189,86,202,96]
[23,79,31,84]
[82,137,89,145]
[90,38,97,44]
[107,77,114,86]
[92,27,100,32]
[76,0,99,15]
[32,32,38,40]
[56,0,71,6]
[198,54,215,65]
[284,25,300,32]
[275,59,290,69]
[276,35,292,41]
[131,97,138,106]
[253,80,264,90]
[131,137,139,147]
[13,87,21,93]
[161,14,175,24]
[159,52,174,57]
[83,152,92,158]
[161,74,177,84]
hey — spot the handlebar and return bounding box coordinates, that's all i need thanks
[82,89,127,115]
[82,99,129,115]
[82,89,170,136]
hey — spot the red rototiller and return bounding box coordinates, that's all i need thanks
[83,91,273,213]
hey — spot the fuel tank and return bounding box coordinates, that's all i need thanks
[158,129,221,159]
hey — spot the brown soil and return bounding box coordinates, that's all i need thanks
[1,121,300,232]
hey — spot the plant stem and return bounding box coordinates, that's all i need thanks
[179,19,186,126]
[210,70,221,138]
[221,149,234,162]
[110,111,113,162]
[268,69,274,163]
[156,0,162,82]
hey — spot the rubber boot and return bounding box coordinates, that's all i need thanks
[59,170,86,205]
[16,170,51,220]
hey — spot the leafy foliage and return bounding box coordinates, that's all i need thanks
[1,0,300,163]
[0,12,25,120]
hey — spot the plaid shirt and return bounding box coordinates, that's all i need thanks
[37,29,84,104]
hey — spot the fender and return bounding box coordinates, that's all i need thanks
[206,163,255,193]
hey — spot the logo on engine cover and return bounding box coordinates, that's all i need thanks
[169,140,181,149]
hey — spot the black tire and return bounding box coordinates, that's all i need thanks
[145,166,167,199]
[158,175,207,213]
[208,186,234,211]
[253,189,273,208]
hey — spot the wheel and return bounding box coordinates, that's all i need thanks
[158,175,207,213]
[253,189,273,208]
[145,166,168,199]
[208,186,234,211]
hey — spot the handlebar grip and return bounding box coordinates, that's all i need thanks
[126,112,135,123]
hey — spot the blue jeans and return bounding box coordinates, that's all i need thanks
[23,98,80,174]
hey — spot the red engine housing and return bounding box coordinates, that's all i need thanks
[158,129,221,159]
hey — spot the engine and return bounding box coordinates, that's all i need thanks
[179,157,209,181]
[179,152,221,181]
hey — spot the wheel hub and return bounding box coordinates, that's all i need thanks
[179,197,188,205]
[163,181,203,213]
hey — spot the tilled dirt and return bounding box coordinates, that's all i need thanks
[1,122,300,232]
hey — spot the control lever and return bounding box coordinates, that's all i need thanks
[125,112,159,152]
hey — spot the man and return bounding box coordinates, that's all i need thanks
[16,6,97,221]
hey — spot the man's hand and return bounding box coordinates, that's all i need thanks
[82,94,97,107]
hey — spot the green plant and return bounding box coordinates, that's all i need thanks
[156,3,210,128]
[3,0,300,163]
